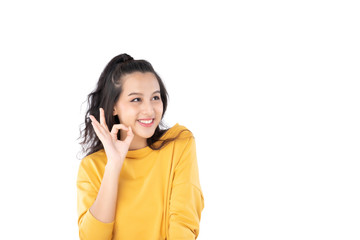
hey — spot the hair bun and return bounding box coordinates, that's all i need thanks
[113,53,134,64]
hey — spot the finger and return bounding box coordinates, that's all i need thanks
[89,114,97,124]
[89,115,108,139]
[89,115,101,130]
[89,114,102,127]
[99,108,109,130]
[90,115,105,141]
[110,124,129,140]
[90,113,108,135]
[123,126,134,146]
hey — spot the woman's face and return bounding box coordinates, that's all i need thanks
[113,72,163,149]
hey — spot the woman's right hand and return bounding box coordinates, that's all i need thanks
[89,108,134,170]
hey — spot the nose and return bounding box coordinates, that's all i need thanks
[141,100,155,116]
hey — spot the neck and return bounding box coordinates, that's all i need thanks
[121,132,148,150]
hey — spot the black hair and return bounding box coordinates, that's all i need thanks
[77,53,187,159]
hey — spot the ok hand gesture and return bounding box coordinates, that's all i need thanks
[89,108,134,169]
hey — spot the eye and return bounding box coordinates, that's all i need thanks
[131,98,141,102]
[153,96,161,100]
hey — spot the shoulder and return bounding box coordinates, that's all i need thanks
[165,124,198,167]
[161,123,194,140]
[152,123,195,151]
[78,149,107,178]
[162,123,196,153]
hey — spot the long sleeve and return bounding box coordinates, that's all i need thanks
[168,136,205,240]
[77,157,114,240]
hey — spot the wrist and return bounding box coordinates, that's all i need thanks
[105,161,123,177]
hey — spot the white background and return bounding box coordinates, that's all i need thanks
[1,0,359,239]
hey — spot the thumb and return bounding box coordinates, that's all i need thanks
[123,126,134,146]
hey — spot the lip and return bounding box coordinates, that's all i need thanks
[137,118,155,127]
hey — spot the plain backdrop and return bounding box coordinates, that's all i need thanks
[0,0,359,239]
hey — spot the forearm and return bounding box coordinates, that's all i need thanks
[89,162,122,223]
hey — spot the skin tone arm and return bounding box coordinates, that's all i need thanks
[88,108,134,223]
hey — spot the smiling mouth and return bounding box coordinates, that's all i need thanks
[138,119,154,124]
[137,119,155,127]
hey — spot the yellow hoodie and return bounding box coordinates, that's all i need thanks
[77,123,204,239]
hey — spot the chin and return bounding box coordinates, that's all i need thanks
[134,124,158,138]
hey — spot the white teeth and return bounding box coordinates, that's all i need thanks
[139,119,153,124]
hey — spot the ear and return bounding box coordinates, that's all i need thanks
[113,108,117,116]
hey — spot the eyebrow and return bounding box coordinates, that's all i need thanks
[128,90,161,96]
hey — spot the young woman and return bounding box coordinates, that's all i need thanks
[77,53,204,240]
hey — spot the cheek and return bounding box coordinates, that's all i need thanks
[156,102,164,116]
[118,104,137,121]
